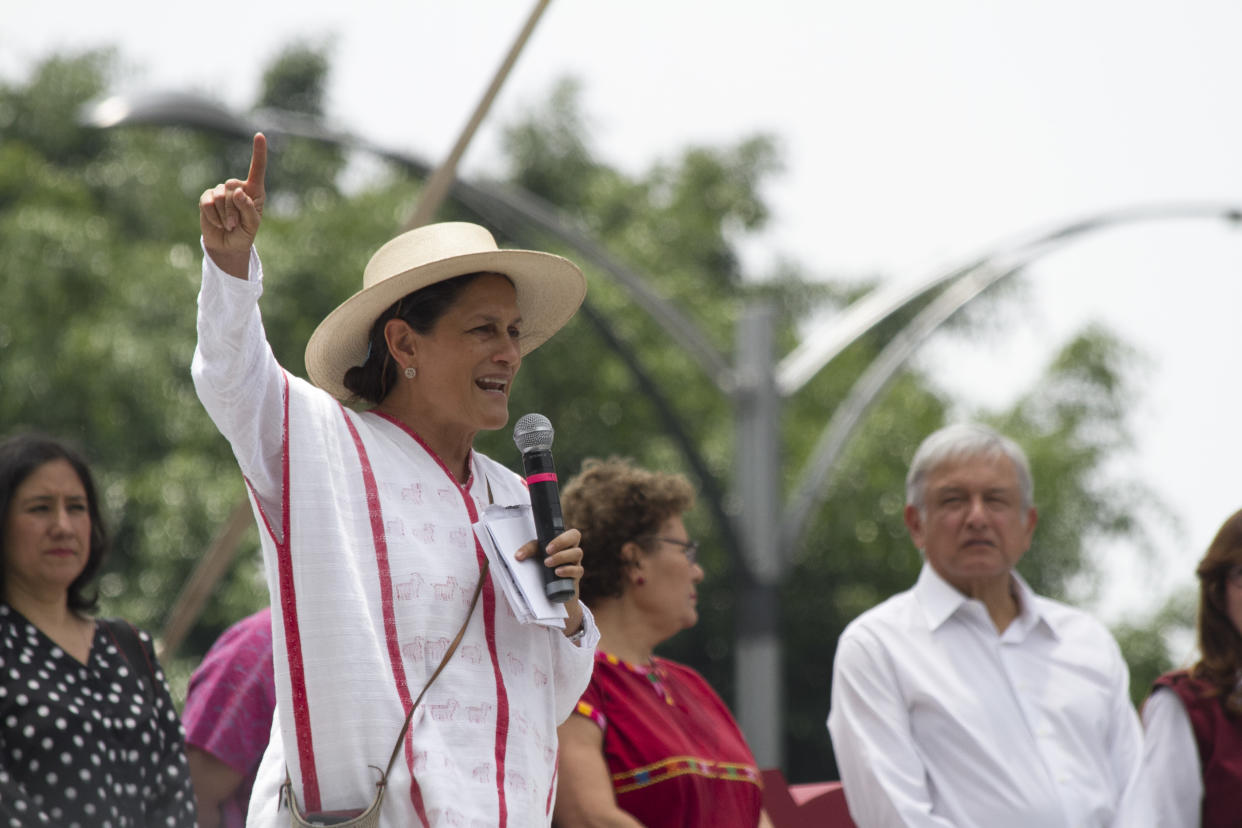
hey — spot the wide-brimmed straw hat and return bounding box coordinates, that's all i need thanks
[305,222,586,401]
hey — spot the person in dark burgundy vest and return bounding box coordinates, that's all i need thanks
[1141,508,1242,827]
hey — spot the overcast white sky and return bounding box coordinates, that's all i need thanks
[7,0,1240,632]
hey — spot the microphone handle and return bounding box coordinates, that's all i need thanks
[523,449,576,604]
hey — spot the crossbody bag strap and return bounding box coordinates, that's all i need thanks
[378,558,489,782]
[281,561,490,815]
[282,469,498,814]
[380,467,495,779]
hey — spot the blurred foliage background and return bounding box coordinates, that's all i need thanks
[0,45,1196,782]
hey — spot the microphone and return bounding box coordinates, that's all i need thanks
[513,413,576,604]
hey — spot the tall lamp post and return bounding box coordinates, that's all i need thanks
[84,92,1242,770]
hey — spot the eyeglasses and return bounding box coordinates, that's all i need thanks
[639,536,699,564]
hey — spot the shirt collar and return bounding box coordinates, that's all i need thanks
[914,562,1058,641]
[913,562,967,630]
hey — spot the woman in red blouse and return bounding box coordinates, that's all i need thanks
[555,457,772,827]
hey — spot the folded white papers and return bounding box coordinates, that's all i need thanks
[474,504,568,629]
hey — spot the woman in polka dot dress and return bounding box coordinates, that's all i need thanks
[0,434,197,827]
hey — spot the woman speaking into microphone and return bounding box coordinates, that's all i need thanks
[192,134,597,827]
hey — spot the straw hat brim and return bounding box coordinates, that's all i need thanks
[305,248,585,401]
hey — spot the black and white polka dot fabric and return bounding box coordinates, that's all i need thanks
[0,604,196,827]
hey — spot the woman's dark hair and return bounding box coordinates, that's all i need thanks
[1192,507,1242,715]
[343,271,504,405]
[0,433,107,614]
[560,457,695,605]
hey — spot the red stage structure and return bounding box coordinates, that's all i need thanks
[761,770,856,827]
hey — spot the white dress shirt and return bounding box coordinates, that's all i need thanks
[1140,686,1203,827]
[827,563,1149,828]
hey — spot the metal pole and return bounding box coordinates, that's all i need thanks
[157,498,254,660]
[733,303,783,768]
[404,0,553,230]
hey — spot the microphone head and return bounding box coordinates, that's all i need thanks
[513,413,555,454]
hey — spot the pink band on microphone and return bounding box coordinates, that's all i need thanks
[526,472,558,485]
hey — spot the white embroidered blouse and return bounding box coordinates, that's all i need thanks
[192,244,597,828]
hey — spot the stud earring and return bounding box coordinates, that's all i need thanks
[405,366,417,379]
[635,576,646,586]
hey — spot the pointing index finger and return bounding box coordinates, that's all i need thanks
[245,133,268,194]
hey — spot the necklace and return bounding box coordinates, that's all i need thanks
[599,650,675,706]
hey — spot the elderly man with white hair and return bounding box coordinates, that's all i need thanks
[826,423,1149,828]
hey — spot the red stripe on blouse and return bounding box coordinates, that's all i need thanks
[371,411,512,827]
[339,407,430,826]
[546,749,559,816]
[275,373,322,812]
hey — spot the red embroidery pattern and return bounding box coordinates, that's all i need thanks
[612,757,762,794]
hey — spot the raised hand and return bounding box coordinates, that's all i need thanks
[199,133,267,278]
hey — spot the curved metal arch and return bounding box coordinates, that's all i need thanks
[780,206,1242,554]
[777,203,1242,396]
